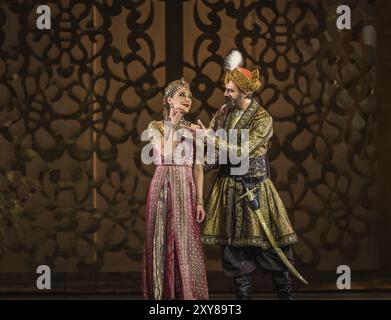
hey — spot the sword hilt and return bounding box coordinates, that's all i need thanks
[236,177,261,210]
[238,186,259,202]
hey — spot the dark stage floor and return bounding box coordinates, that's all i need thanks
[1,291,391,300]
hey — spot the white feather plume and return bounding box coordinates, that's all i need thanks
[224,49,244,71]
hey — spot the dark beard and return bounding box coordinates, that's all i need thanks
[225,96,240,110]
[225,97,238,110]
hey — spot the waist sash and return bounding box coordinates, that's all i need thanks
[217,155,271,181]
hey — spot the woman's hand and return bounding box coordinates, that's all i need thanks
[196,204,206,223]
[169,106,183,126]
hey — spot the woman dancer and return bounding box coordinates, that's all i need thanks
[142,77,209,300]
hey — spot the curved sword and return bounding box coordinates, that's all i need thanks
[237,177,309,285]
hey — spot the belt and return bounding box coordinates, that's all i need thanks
[217,155,271,180]
[232,174,269,184]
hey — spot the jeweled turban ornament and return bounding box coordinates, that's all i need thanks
[224,49,262,94]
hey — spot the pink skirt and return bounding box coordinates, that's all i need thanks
[142,165,209,300]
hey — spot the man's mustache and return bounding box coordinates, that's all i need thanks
[225,96,235,104]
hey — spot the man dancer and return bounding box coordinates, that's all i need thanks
[200,50,299,300]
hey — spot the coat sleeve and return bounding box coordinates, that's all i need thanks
[209,110,273,158]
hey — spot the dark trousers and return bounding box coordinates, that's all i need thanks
[221,245,296,300]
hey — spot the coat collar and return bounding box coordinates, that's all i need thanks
[223,99,260,129]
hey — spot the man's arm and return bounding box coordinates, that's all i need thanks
[204,110,273,158]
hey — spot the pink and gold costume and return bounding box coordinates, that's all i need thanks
[142,120,209,300]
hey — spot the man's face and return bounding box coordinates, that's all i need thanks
[224,81,243,109]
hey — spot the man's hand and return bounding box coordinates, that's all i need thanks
[189,123,201,130]
[186,119,207,135]
[197,119,206,130]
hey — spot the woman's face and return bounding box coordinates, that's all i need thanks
[167,87,192,114]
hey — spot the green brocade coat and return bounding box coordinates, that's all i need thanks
[201,100,298,249]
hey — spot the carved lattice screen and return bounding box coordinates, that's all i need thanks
[0,0,386,293]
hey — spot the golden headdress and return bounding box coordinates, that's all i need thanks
[162,77,191,119]
[163,77,190,104]
[224,49,262,94]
